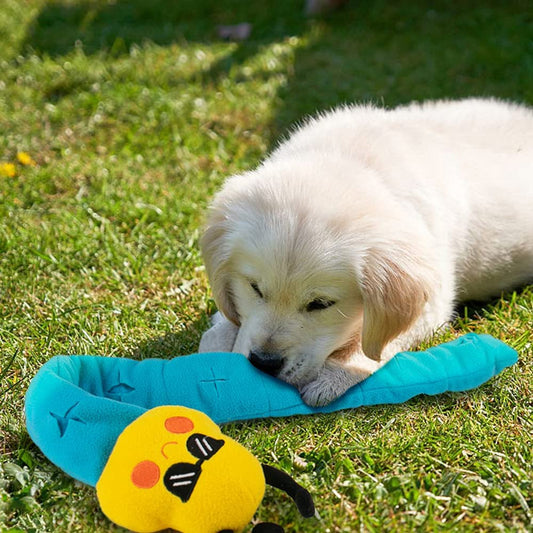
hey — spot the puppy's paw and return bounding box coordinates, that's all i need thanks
[299,363,367,407]
[198,312,239,353]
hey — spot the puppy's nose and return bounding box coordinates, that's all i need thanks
[249,350,284,376]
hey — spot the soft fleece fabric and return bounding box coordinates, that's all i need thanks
[25,333,517,486]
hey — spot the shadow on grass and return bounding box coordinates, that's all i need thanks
[455,284,533,323]
[23,0,309,94]
[24,0,309,56]
[271,0,533,133]
[24,0,532,134]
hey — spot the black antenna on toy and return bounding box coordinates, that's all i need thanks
[251,464,317,532]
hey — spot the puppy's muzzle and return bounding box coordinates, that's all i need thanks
[249,350,285,376]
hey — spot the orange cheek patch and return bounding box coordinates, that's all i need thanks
[165,416,194,434]
[131,460,160,489]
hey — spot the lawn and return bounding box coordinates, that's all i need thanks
[1,0,532,531]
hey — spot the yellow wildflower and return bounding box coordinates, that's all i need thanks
[0,162,16,177]
[17,151,37,166]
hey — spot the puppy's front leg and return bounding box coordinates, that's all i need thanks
[198,312,239,353]
[300,352,384,407]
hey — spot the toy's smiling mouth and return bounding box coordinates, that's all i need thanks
[161,441,180,459]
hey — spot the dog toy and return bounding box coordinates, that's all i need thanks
[25,333,516,486]
[25,333,517,530]
[96,405,315,532]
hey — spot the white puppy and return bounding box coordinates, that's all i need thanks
[199,99,533,406]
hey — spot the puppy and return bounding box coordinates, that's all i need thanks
[199,99,533,406]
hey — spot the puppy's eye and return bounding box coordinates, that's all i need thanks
[305,298,335,312]
[250,282,263,298]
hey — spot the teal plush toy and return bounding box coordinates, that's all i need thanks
[25,333,516,489]
[25,334,517,532]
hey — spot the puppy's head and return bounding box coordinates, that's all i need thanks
[201,162,435,387]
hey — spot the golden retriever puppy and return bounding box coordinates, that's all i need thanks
[199,99,533,406]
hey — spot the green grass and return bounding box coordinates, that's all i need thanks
[1,0,532,531]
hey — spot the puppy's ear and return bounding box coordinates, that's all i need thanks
[200,209,241,326]
[360,246,434,360]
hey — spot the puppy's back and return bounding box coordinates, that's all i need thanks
[271,98,533,161]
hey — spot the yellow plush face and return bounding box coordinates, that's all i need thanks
[96,406,265,533]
